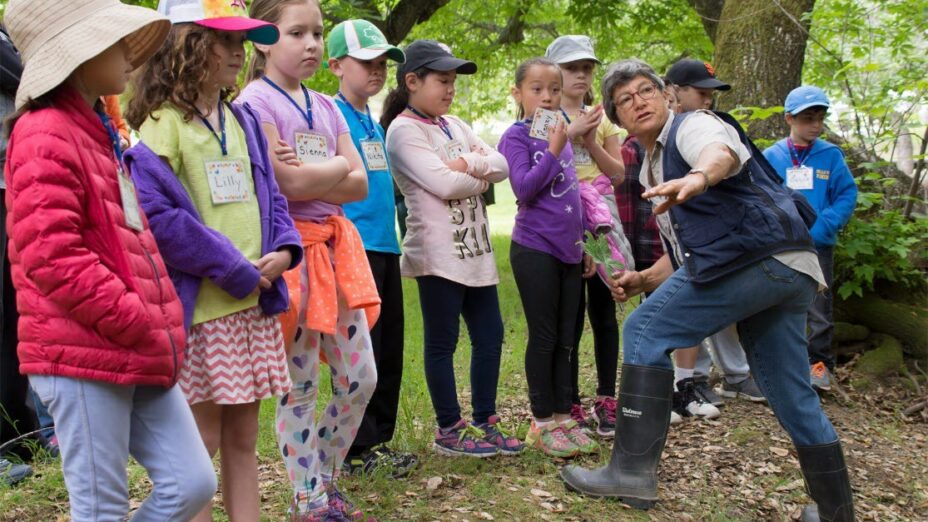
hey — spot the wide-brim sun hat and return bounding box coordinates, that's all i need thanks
[158,0,279,45]
[5,0,171,110]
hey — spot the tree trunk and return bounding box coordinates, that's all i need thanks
[688,0,816,142]
[837,295,928,362]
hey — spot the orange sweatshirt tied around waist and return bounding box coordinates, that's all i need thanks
[280,216,381,349]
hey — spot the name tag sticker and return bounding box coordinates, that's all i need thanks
[573,144,593,166]
[360,139,388,171]
[205,158,250,204]
[118,172,144,232]
[786,166,813,190]
[444,139,466,161]
[295,132,329,164]
[529,107,559,141]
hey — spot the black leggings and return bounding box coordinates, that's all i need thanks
[510,241,583,419]
[572,275,620,402]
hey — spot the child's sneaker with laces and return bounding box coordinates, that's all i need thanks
[476,415,524,455]
[569,403,593,433]
[525,422,580,458]
[591,397,617,438]
[327,483,373,521]
[290,498,351,522]
[433,419,498,458]
[560,419,599,454]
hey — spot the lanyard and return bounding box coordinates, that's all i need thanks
[559,105,585,124]
[263,76,313,130]
[197,100,228,156]
[786,137,812,167]
[336,92,376,139]
[406,104,453,141]
[95,108,123,166]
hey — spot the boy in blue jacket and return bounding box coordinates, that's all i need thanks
[764,86,857,392]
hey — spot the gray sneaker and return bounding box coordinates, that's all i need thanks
[693,380,723,407]
[810,362,832,392]
[0,458,32,486]
[717,376,766,402]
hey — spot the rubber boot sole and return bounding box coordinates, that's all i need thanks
[560,469,657,509]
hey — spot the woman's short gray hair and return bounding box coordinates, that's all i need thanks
[600,59,665,126]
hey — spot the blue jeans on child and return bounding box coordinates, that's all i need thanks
[29,375,216,522]
[623,256,837,447]
[416,276,504,428]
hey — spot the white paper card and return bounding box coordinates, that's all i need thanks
[444,139,466,161]
[786,166,813,190]
[205,158,250,204]
[529,107,559,141]
[118,172,144,232]
[360,139,388,171]
[295,132,329,164]
[573,144,593,166]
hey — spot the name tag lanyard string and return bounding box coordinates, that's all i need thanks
[95,108,125,168]
[337,92,377,139]
[197,100,228,156]
[406,104,453,141]
[263,76,314,130]
[786,137,812,167]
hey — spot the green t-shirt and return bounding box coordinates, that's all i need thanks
[140,104,262,325]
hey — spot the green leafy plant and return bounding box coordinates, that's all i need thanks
[580,231,625,275]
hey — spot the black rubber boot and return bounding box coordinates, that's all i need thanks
[559,364,673,509]
[797,441,855,522]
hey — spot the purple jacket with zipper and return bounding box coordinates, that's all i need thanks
[124,102,303,330]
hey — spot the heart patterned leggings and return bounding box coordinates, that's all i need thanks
[276,296,377,512]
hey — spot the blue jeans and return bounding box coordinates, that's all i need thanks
[416,276,505,428]
[623,256,837,446]
[29,375,216,521]
[28,385,55,441]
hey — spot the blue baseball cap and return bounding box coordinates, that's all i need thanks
[784,86,830,115]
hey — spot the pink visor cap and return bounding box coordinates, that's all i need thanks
[158,0,279,45]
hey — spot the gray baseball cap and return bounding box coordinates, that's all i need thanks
[545,35,600,64]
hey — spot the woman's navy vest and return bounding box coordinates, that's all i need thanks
[661,112,815,283]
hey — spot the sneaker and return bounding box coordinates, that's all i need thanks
[525,422,580,458]
[809,362,832,392]
[432,419,498,458]
[476,415,524,455]
[670,410,683,425]
[342,446,418,479]
[0,458,32,486]
[569,403,593,433]
[693,380,723,407]
[677,378,721,420]
[718,375,767,402]
[45,435,60,458]
[327,483,373,522]
[290,500,351,522]
[560,420,599,454]
[591,397,617,438]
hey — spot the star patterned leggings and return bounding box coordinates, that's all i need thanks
[276,296,377,510]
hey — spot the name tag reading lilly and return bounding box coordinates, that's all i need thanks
[529,107,559,141]
[444,139,466,161]
[360,139,388,171]
[295,132,329,164]
[205,158,250,204]
[118,171,144,232]
[786,166,814,190]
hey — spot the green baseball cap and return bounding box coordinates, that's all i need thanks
[327,19,405,63]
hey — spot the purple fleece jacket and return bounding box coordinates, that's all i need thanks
[498,122,584,264]
[124,102,303,330]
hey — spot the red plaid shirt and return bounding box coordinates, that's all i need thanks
[615,136,664,270]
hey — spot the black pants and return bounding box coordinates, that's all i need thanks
[349,251,405,453]
[571,275,620,402]
[510,241,582,419]
[417,276,504,428]
[807,246,835,370]
[1,188,38,454]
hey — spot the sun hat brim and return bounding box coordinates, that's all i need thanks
[195,17,280,45]
[424,56,477,75]
[14,3,170,110]
[550,51,601,65]
[345,45,406,64]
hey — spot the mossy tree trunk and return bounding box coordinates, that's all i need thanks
[687,0,816,142]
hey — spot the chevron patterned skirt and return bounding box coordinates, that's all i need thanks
[180,306,292,405]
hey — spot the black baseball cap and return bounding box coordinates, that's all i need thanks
[396,40,477,84]
[665,59,730,90]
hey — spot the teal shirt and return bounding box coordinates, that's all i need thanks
[335,96,401,254]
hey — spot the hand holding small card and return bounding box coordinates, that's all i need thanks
[529,107,560,141]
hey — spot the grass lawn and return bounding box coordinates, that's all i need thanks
[3,184,927,520]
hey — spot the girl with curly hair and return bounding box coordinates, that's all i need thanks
[123,1,302,520]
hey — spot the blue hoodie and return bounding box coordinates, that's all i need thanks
[763,138,857,248]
